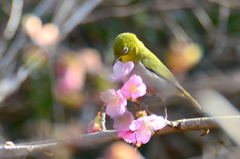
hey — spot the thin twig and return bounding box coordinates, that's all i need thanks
[53,0,76,27]
[0,31,27,76]
[60,0,103,40]
[0,67,29,104]
[4,0,23,40]
[33,0,55,17]
[208,0,240,9]
[211,1,230,55]
[190,2,216,36]
[182,70,240,94]
[81,0,196,24]
[161,12,190,41]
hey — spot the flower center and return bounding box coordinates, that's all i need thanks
[144,122,154,134]
[129,85,137,93]
[111,97,119,107]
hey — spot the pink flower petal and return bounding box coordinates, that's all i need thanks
[121,74,146,100]
[129,115,167,144]
[100,89,127,118]
[136,126,152,144]
[113,110,134,131]
[118,130,136,144]
[109,61,134,82]
[148,115,166,130]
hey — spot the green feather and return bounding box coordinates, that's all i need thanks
[140,50,183,90]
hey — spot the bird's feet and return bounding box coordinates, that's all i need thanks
[134,99,153,115]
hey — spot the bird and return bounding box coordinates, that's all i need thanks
[113,32,201,116]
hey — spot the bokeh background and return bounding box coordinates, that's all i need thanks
[0,0,240,158]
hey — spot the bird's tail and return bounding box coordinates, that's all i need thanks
[183,91,201,109]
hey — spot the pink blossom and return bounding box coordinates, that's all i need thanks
[109,61,134,82]
[129,115,166,144]
[56,66,84,92]
[113,110,134,131]
[55,54,85,93]
[100,89,127,118]
[121,75,146,100]
[118,130,136,144]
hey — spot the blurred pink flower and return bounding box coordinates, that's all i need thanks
[109,61,134,82]
[113,110,134,131]
[121,75,146,100]
[24,14,42,38]
[118,130,136,144]
[57,66,83,92]
[34,23,59,46]
[79,48,103,75]
[129,115,166,144]
[55,54,85,93]
[24,14,59,46]
[100,89,127,118]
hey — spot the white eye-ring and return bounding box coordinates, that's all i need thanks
[122,46,129,54]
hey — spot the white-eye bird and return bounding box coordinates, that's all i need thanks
[113,32,201,110]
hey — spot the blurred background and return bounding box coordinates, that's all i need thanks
[0,0,240,158]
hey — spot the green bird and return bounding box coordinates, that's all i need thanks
[113,32,201,111]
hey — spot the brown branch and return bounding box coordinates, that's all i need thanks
[81,0,197,24]
[208,0,240,9]
[182,70,240,94]
[0,67,29,104]
[60,0,103,40]
[4,0,23,40]
[0,116,239,159]
[0,130,119,159]
[155,116,240,135]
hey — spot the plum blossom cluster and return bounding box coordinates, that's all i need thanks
[91,61,166,145]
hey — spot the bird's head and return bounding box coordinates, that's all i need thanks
[113,32,145,64]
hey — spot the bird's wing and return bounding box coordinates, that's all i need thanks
[141,53,201,108]
[141,55,184,91]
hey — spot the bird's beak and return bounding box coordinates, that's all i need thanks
[113,56,121,64]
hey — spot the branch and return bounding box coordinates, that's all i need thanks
[208,0,240,9]
[4,0,23,40]
[0,67,29,104]
[81,0,197,24]
[60,0,103,40]
[182,70,240,94]
[155,116,240,135]
[0,116,239,159]
[0,130,119,159]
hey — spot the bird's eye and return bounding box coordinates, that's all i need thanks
[122,46,129,54]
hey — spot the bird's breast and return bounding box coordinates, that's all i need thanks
[130,61,177,98]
